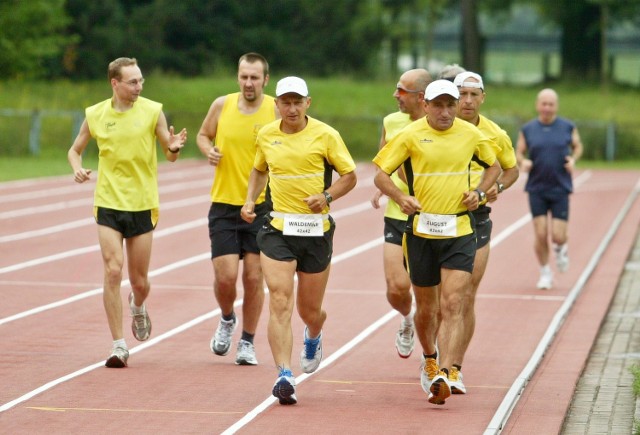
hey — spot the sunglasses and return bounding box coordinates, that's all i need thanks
[396,86,422,96]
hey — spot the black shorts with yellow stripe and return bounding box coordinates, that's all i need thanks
[95,207,158,238]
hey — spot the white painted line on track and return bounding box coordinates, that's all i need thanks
[484,174,640,435]
[221,309,398,434]
[0,218,207,275]
[0,232,384,413]
[0,196,207,243]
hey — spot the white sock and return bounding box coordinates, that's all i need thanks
[404,304,416,325]
[541,264,551,275]
[113,339,127,350]
[130,295,145,314]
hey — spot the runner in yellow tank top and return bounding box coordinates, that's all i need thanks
[370,69,432,361]
[68,57,187,368]
[196,53,279,366]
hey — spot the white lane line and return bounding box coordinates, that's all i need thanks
[0,164,213,204]
[0,252,210,326]
[0,196,208,243]
[0,234,383,413]
[221,309,398,435]
[0,195,374,271]
[484,174,640,435]
[0,179,211,220]
[0,218,206,275]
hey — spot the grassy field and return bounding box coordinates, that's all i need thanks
[0,70,639,182]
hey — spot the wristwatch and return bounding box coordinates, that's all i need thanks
[323,191,333,204]
[496,181,505,193]
[474,188,486,203]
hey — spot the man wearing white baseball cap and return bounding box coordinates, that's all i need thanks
[242,76,357,405]
[373,78,500,406]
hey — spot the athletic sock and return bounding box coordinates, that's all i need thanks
[453,364,462,372]
[241,330,254,344]
[404,304,416,324]
[222,311,236,322]
[113,338,127,350]
[130,294,144,314]
[423,351,438,360]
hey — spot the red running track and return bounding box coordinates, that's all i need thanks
[0,160,638,434]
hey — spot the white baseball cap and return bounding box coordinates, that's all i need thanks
[424,79,460,101]
[454,71,484,90]
[276,76,309,97]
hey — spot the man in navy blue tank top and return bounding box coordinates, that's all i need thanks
[516,89,583,290]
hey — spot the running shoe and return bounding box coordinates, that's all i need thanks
[536,270,553,290]
[300,327,323,374]
[129,292,152,341]
[272,368,297,405]
[395,320,415,358]
[450,367,467,394]
[210,317,237,356]
[428,370,451,405]
[235,339,258,366]
[105,347,129,368]
[555,244,569,273]
[420,354,439,393]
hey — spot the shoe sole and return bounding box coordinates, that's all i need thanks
[235,358,258,366]
[105,356,127,368]
[211,344,232,356]
[451,385,467,394]
[272,380,297,405]
[428,378,451,405]
[396,346,413,358]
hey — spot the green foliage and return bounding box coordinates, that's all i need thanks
[1,74,639,174]
[0,0,74,79]
[57,0,386,79]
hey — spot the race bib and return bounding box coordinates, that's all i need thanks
[283,214,324,237]
[416,212,457,237]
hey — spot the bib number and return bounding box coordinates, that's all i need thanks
[283,214,324,237]
[417,213,457,237]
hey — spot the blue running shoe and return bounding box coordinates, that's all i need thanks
[272,368,297,405]
[300,327,323,374]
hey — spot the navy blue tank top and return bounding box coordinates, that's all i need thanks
[521,117,575,193]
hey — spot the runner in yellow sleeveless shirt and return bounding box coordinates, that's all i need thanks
[197,53,279,366]
[68,57,187,368]
[370,69,432,360]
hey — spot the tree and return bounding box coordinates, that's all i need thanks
[0,0,72,79]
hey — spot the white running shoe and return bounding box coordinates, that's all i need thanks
[420,354,439,393]
[428,370,451,405]
[272,369,297,405]
[555,244,569,273]
[129,292,152,341]
[235,339,258,365]
[537,270,553,290]
[395,320,415,358]
[210,317,237,356]
[300,327,323,374]
[105,347,129,368]
[450,367,467,394]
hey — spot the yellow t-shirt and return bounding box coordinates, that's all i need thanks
[254,116,356,232]
[469,114,517,190]
[381,111,413,221]
[85,97,162,211]
[373,117,497,239]
[210,93,276,205]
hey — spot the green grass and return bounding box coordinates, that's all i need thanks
[1,69,639,181]
[632,364,640,435]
